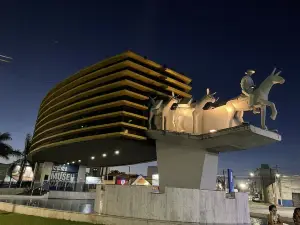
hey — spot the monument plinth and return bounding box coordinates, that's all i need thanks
[147,124,281,191]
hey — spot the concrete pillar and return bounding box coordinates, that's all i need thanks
[156,140,218,192]
[76,165,86,192]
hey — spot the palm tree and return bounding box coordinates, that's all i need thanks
[0,132,21,159]
[18,133,32,187]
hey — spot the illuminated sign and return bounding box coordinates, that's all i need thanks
[49,164,79,190]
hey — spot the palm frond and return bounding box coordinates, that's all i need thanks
[0,132,12,142]
[0,143,15,159]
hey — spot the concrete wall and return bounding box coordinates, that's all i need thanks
[156,140,218,191]
[265,183,276,204]
[76,165,86,191]
[94,185,250,224]
[278,176,300,206]
[37,162,53,184]
[48,191,96,200]
[0,188,25,195]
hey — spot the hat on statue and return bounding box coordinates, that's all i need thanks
[245,69,256,76]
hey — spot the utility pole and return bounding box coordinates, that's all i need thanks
[274,165,282,205]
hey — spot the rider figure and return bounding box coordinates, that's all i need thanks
[241,69,256,108]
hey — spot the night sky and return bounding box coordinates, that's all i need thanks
[1,1,299,176]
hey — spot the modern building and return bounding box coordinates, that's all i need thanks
[28,51,192,167]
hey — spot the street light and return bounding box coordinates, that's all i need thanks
[250,172,254,177]
[239,183,247,190]
[276,173,280,178]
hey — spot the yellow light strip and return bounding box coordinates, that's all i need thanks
[125,51,192,84]
[39,79,169,116]
[34,100,148,134]
[36,90,148,125]
[31,122,147,149]
[32,111,147,142]
[29,132,147,155]
[40,59,191,107]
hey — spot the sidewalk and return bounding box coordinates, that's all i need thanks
[250,201,294,224]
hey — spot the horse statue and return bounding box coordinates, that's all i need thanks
[225,68,285,129]
[192,88,218,134]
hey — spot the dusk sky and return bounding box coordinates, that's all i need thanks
[1,1,299,176]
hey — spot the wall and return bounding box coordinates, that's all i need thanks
[75,165,87,191]
[264,176,300,207]
[279,176,300,207]
[36,162,53,184]
[0,188,25,195]
[156,140,218,191]
[265,183,276,204]
[94,185,250,224]
[48,191,96,200]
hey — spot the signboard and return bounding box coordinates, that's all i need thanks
[49,164,79,191]
[152,174,159,186]
[86,176,101,185]
[227,169,234,193]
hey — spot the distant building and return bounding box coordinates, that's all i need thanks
[265,175,300,207]
[252,164,277,200]
[147,166,158,177]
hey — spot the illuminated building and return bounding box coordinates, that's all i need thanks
[29,51,192,166]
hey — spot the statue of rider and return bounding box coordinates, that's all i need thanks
[241,69,256,108]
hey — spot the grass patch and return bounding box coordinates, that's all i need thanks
[0,211,97,225]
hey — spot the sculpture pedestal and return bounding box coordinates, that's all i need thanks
[156,141,218,191]
[147,124,281,192]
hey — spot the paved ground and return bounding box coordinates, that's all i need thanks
[250,201,294,224]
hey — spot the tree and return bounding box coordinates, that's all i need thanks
[0,132,21,159]
[18,133,32,187]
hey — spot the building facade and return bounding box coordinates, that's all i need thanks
[28,51,192,167]
[251,164,276,200]
[266,175,300,207]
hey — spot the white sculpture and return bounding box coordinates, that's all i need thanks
[226,68,285,129]
[172,98,194,132]
[170,88,218,133]
[148,96,163,130]
[241,69,256,109]
[192,88,218,134]
[161,92,180,131]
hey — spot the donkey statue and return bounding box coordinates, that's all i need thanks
[225,68,285,129]
[172,88,218,133]
[148,92,180,131]
[192,88,218,134]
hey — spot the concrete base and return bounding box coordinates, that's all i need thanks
[156,140,218,191]
[147,124,281,191]
[94,185,251,224]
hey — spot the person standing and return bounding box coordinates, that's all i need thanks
[267,205,283,225]
[293,208,300,225]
